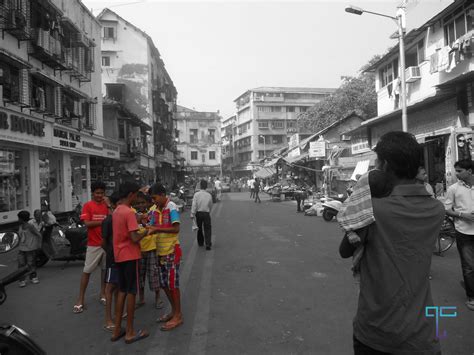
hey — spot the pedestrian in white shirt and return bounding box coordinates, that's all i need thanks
[248,178,255,199]
[214,177,222,201]
[444,159,474,311]
[191,180,213,250]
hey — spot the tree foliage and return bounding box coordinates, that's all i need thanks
[298,55,382,133]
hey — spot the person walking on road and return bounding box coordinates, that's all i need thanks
[73,181,109,314]
[111,182,149,344]
[254,178,261,203]
[215,177,222,201]
[444,159,474,311]
[249,177,255,199]
[191,180,213,250]
[339,131,445,354]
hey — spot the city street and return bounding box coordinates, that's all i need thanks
[1,192,473,355]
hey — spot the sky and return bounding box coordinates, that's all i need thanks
[82,0,454,119]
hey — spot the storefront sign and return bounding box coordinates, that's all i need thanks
[309,141,326,158]
[103,142,120,159]
[0,108,51,146]
[82,140,103,152]
[53,128,81,148]
[351,141,370,154]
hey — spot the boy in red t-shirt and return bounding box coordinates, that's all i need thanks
[73,181,109,314]
[111,182,149,344]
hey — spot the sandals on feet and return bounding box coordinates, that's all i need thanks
[111,329,126,342]
[125,329,149,344]
[160,319,183,331]
[73,304,84,314]
[155,299,164,309]
[99,297,106,306]
[157,314,173,323]
[103,324,115,332]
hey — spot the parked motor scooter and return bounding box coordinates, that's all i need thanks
[36,201,87,268]
[321,195,346,222]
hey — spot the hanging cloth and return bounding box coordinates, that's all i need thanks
[438,45,451,71]
[429,52,439,73]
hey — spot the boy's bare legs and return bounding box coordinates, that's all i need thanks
[160,288,182,328]
[100,269,106,299]
[138,287,145,305]
[104,283,117,328]
[75,272,91,307]
[112,291,126,339]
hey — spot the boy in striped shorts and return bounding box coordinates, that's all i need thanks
[146,183,183,331]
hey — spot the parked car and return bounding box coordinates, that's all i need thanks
[221,182,231,193]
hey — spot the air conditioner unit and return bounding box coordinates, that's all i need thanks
[341,134,351,141]
[405,66,421,83]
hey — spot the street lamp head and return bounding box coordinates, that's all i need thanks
[345,6,364,15]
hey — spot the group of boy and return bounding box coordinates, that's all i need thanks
[72,180,183,345]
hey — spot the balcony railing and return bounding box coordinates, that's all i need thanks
[0,6,32,41]
[28,28,67,70]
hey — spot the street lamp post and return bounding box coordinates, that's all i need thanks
[345,4,408,132]
[259,135,266,159]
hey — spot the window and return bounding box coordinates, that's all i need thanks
[299,106,308,113]
[378,59,399,88]
[118,121,125,139]
[175,130,179,139]
[104,27,115,39]
[443,5,473,46]
[258,121,269,129]
[191,151,198,160]
[272,121,284,129]
[208,129,215,143]
[209,151,216,160]
[0,149,25,212]
[417,39,425,65]
[190,129,198,143]
[102,56,110,67]
[287,121,295,128]
[258,150,265,159]
[0,62,20,103]
[287,106,295,112]
[258,106,271,112]
[30,76,56,115]
[272,135,284,144]
[271,106,281,112]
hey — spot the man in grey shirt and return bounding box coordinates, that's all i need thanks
[191,180,213,250]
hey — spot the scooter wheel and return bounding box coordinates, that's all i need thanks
[322,209,334,221]
[35,251,50,268]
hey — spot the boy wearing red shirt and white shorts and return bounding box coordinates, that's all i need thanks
[73,181,109,314]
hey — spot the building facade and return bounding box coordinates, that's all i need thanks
[221,114,235,176]
[97,8,178,186]
[232,87,336,177]
[351,0,474,192]
[175,105,222,177]
[0,0,121,225]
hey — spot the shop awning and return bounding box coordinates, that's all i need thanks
[255,167,276,179]
[283,152,309,164]
[263,156,282,167]
[350,160,370,181]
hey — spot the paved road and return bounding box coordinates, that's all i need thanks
[0,192,473,354]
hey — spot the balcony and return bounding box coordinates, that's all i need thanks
[28,29,66,70]
[0,6,32,42]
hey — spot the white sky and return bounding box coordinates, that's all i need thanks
[82,0,454,119]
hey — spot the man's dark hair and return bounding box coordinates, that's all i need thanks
[17,210,30,222]
[136,191,147,200]
[118,181,140,199]
[109,191,121,205]
[149,183,167,196]
[454,159,473,171]
[373,131,422,179]
[200,180,208,190]
[91,181,106,192]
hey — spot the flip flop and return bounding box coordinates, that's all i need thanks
[110,329,126,342]
[125,329,149,344]
[73,304,84,314]
[160,319,183,332]
[100,297,107,306]
[157,314,173,323]
[155,300,164,309]
[103,325,115,332]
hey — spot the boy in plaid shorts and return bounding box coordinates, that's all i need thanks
[133,192,164,309]
[146,183,183,331]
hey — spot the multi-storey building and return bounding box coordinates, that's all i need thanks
[351,0,474,192]
[221,115,236,176]
[0,0,121,224]
[232,87,335,177]
[175,105,221,177]
[97,8,178,186]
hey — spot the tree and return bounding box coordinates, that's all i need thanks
[298,55,382,133]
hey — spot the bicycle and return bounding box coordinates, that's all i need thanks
[434,215,456,255]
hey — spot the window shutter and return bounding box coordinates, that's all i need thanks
[54,87,62,117]
[19,69,29,105]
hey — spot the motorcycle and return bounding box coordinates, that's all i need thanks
[0,235,47,354]
[321,195,346,222]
